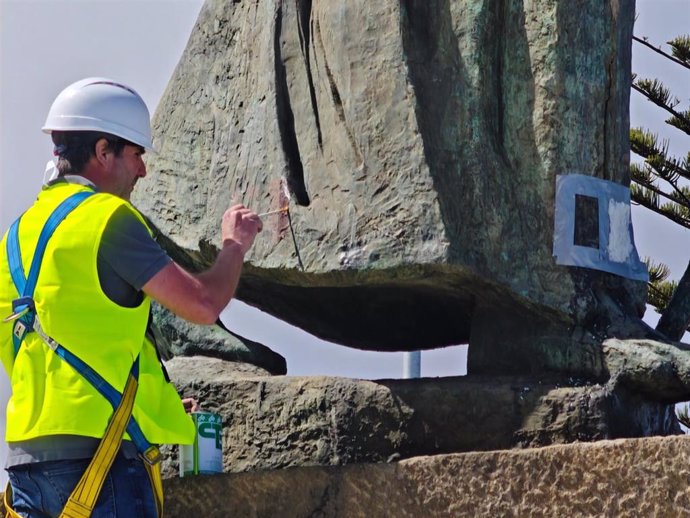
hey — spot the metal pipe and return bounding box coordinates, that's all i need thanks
[403,351,421,379]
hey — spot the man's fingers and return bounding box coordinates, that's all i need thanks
[182,397,200,413]
[228,207,262,230]
[221,204,263,252]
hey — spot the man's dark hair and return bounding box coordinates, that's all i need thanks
[51,131,128,176]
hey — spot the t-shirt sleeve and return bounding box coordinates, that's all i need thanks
[99,205,172,291]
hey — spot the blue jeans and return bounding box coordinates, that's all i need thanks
[6,452,158,518]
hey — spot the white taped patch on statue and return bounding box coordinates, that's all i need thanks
[553,173,648,282]
[608,200,634,263]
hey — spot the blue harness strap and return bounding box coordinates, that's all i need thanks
[24,191,94,298]
[50,339,155,457]
[4,190,160,460]
[6,219,26,297]
[8,191,94,298]
[6,191,95,354]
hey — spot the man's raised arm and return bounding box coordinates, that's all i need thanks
[143,204,262,324]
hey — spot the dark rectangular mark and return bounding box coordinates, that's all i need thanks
[574,194,599,249]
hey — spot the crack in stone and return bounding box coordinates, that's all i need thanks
[274,1,311,206]
[314,14,364,166]
[296,0,323,151]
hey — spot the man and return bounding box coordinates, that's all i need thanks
[0,78,262,517]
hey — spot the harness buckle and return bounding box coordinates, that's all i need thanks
[3,297,35,323]
[12,296,35,313]
[3,307,29,323]
[140,445,164,466]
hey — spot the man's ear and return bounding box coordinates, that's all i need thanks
[94,138,112,167]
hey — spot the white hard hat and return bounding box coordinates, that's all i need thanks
[42,77,155,151]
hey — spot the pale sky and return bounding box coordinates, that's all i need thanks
[0,0,688,485]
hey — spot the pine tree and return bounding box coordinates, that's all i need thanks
[630,34,690,340]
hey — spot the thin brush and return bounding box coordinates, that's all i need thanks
[258,207,289,218]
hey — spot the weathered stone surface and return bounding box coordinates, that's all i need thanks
[161,357,679,479]
[163,435,690,517]
[159,356,274,478]
[132,0,649,373]
[151,302,287,374]
[603,338,690,401]
[165,355,274,385]
[3,433,688,516]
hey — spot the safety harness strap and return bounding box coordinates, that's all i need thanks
[145,463,165,518]
[3,358,164,518]
[32,318,161,462]
[25,191,94,297]
[4,190,164,517]
[6,219,25,297]
[7,191,94,297]
[60,360,140,518]
[5,191,94,355]
[3,484,17,518]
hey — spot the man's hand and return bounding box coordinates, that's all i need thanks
[182,397,200,413]
[222,204,263,255]
[143,202,263,324]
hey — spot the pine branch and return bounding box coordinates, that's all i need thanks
[660,200,690,225]
[667,110,690,137]
[632,79,690,139]
[630,170,666,203]
[628,168,690,221]
[643,256,676,314]
[636,78,679,108]
[630,162,656,186]
[631,39,690,138]
[645,257,671,284]
[632,80,687,126]
[630,182,658,206]
[647,278,677,313]
[631,184,690,229]
[630,128,690,184]
[668,35,690,67]
[630,127,659,157]
[634,184,690,227]
[629,160,685,198]
[633,35,690,70]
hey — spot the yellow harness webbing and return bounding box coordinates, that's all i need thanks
[3,370,164,518]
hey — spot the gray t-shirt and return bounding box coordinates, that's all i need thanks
[6,176,172,468]
[98,203,172,306]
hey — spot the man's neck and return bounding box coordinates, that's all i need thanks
[46,175,98,190]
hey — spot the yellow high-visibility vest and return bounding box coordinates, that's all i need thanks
[0,182,194,445]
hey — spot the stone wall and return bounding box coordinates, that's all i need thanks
[164,435,690,517]
[160,356,680,478]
